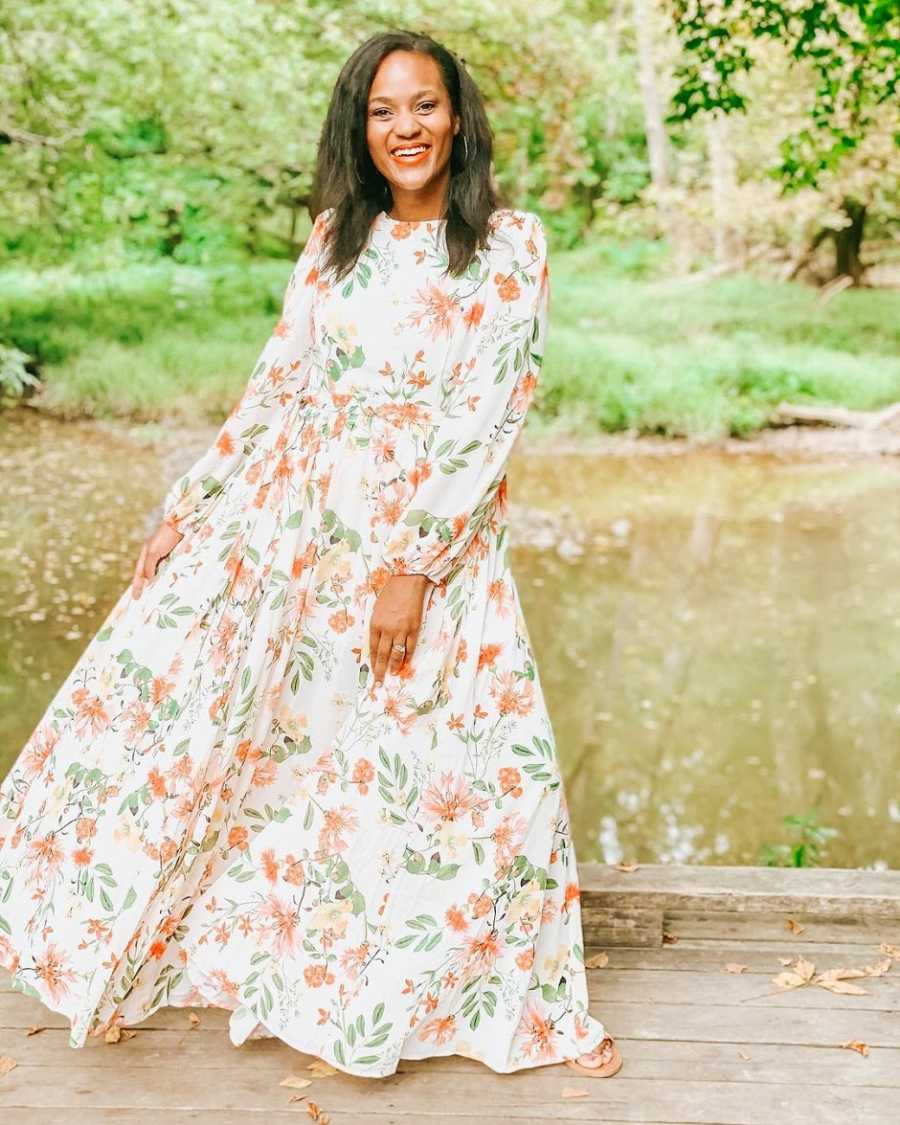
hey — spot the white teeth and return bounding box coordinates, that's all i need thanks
[393,146,428,156]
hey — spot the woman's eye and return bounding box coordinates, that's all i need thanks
[369,102,435,117]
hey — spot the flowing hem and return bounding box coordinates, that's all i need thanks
[1,941,608,1078]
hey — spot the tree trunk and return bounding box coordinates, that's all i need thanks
[706,110,738,267]
[633,0,669,192]
[833,199,866,285]
[606,0,626,139]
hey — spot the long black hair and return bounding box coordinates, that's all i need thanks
[310,30,500,281]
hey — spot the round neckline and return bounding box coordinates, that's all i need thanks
[378,210,448,226]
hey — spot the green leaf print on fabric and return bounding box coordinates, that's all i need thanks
[0,208,607,1078]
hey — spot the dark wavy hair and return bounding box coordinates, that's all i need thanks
[310,30,500,281]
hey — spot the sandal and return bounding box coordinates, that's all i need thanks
[563,1035,623,1078]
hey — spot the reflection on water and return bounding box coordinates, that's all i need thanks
[0,411,164,769]
[511,446,900,869]
[1,411,898,867]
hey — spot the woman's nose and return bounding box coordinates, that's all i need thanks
[393,112,422,138]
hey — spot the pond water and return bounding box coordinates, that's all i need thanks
[2,410,898,867]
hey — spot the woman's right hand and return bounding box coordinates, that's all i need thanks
[369,573,434,687]
[131,521,184,599]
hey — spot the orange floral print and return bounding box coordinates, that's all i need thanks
[0,207,605,1079]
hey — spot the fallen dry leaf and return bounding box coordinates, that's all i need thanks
[279,1075,313,1090]
[586,951,609,969]
[816,967,867,983]
[307,1059,337,1077]
[188,1012,201,1029]
[738,1051,751,1061]
[289,1093,309,1104]
[724,963,748,974]
[816,979,868,996]
[863,957,892,977]
[841,1040,870,1057]
[662,931,679,945]
[561,1087,590,1098]
[0,1055,17,1077]
[787,918,806,935]
[25,1025,45,1036]
[773,957,816,990]
[615,862,639,873]
[880,943,899,960]
[773,955,886,997]
[306,1101,329,1122]
[773,971,807,990]
[104,1024,122,1043]
[778,957,794,966]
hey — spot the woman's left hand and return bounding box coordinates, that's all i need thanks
[369,574,434,687]
[131,520,184,600]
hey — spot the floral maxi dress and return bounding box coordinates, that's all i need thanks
[0,207,608,1076]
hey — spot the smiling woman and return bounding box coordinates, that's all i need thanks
[0,28,619,1083]
[365,53,460,218]
[310,31,498,282]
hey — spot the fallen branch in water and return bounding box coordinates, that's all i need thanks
[773,401,900,431]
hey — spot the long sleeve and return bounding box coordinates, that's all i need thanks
[382,211,549,587]
[160,209,331,537]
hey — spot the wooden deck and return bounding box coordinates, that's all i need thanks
[2,865,898,1123]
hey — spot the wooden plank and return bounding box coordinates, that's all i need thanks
[1,992,896,1050]
[0,1028,896,1088]
[580,904,663,947]
[0,991,230,1031]
[0,1066,896,1123]
[0,1114,649,1125]
[7,940,886,992]
[595,1000,899,1048]
[661,911,900,945]
[586,969,899,1011]
[578,863,900,917]
[5,981,900,1039]
[560,1038,900,1088]
[588,941,895,972]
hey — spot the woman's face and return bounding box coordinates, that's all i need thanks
[365,50,459,205]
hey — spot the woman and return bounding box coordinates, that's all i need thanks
[0,30,621,1080]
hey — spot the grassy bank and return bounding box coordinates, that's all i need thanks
[2,244,900,438]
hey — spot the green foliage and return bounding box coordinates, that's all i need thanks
[669,0,900,187]
[2,243,899,434]
[0,260,288,414]
[0,0,340,266]
[759,810,839,868]
[538,250,900,438]
[0,344,39,402]
[1,0,634,265]
[2,0,896,276]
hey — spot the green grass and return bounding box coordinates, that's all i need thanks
[0,261,289,421]
[542,242,900,438]
[2,243,900,437]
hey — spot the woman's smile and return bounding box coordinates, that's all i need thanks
[390,143,432,165]
[365,50,459,216]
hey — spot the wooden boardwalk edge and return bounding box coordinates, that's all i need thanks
[2,863,898,1123]
[577,863,900,947]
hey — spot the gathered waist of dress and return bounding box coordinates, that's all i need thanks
[295,385,439,431]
